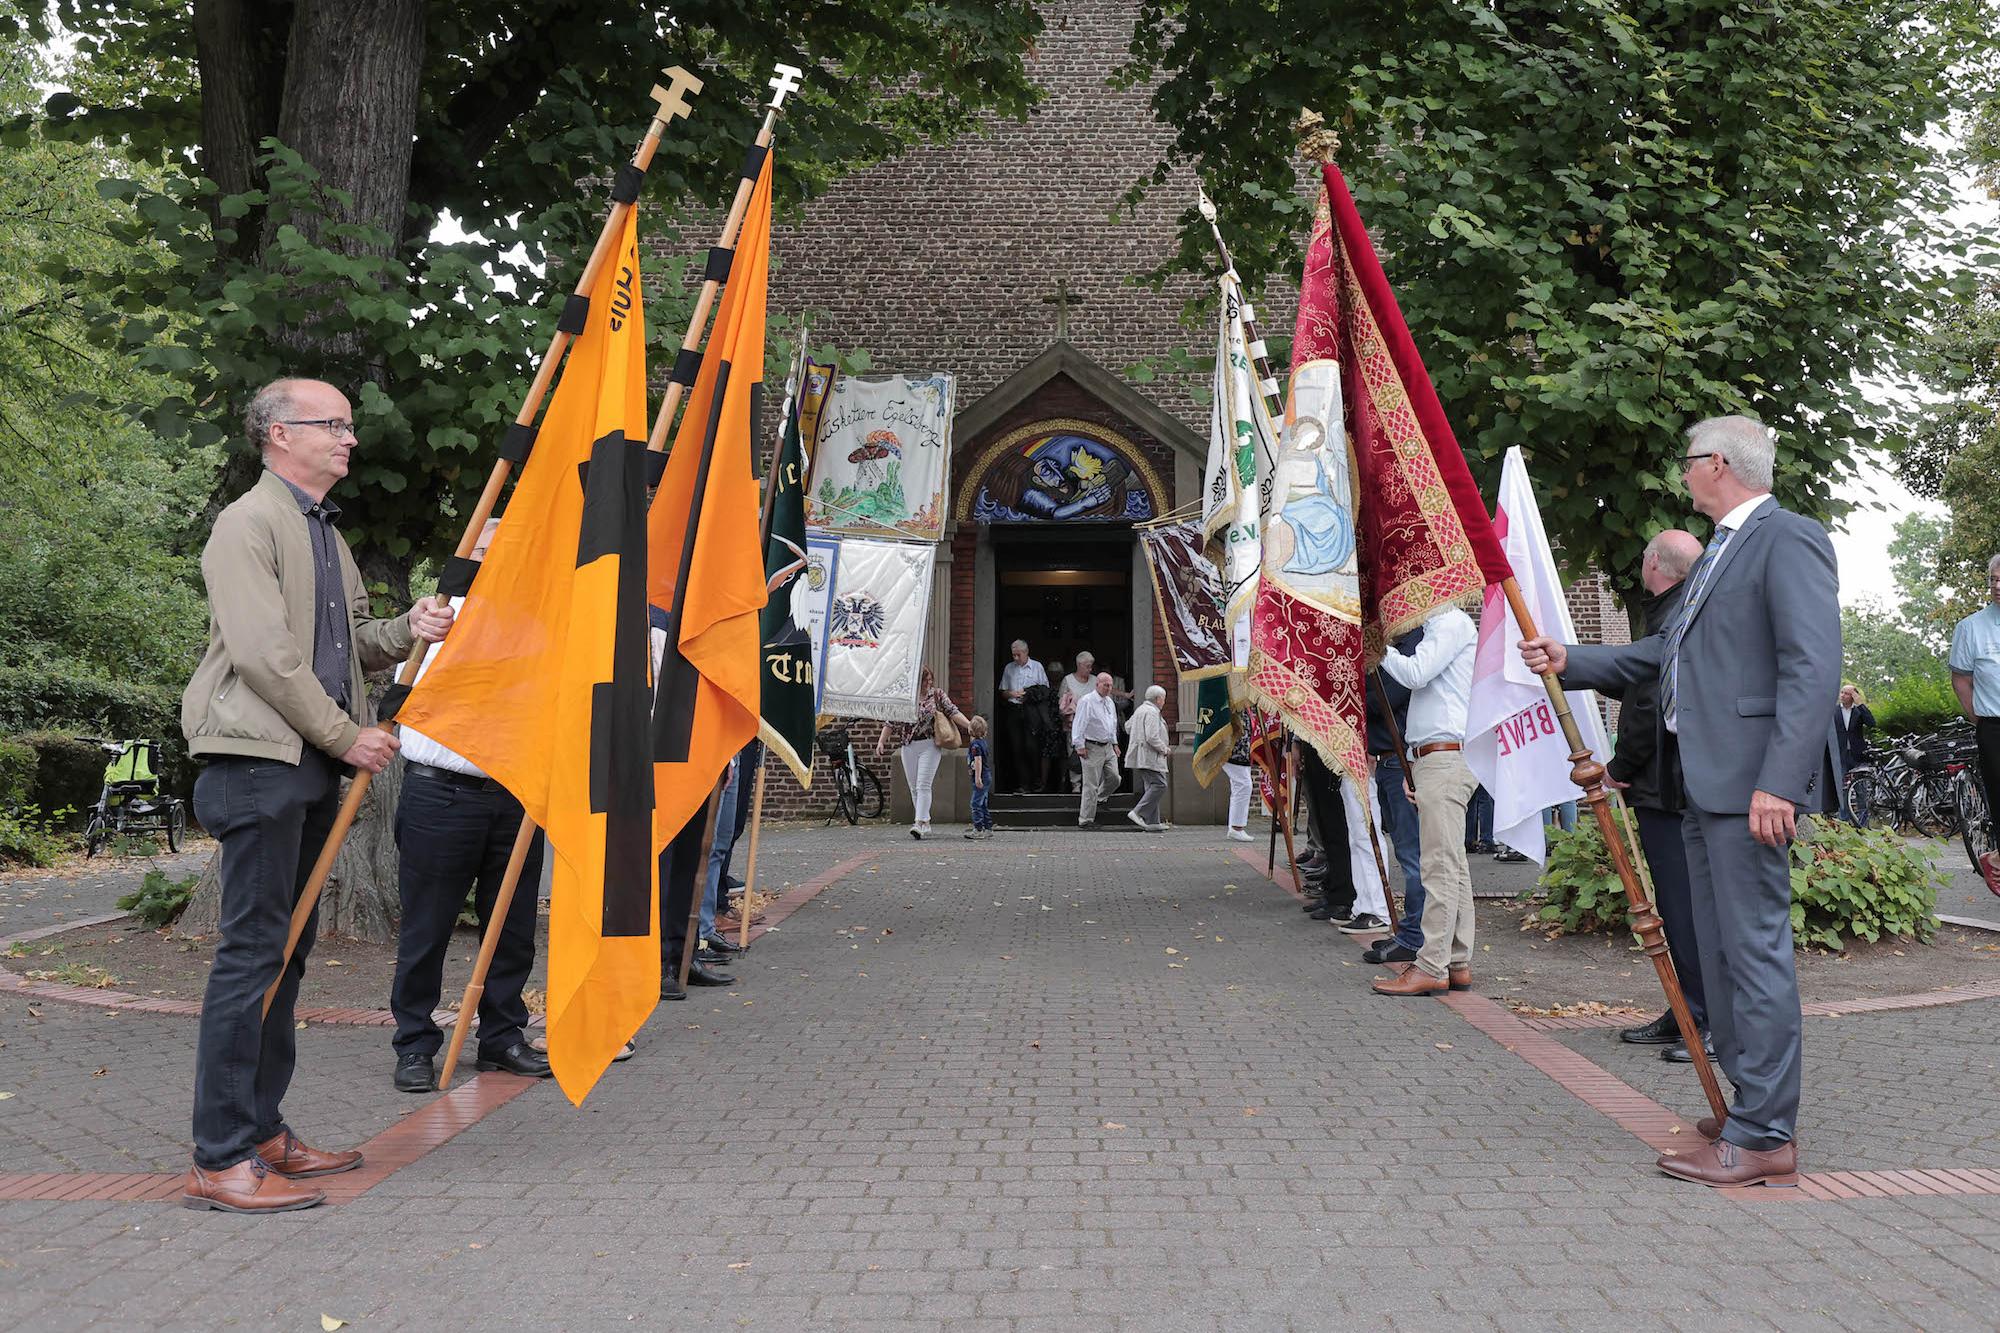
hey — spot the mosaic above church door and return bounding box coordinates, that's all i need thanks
[957,418,1167,524]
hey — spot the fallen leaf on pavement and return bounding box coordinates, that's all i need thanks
[1433,1044,1452,1051]
[321,1316,348,1331]
[91,1067,108,1077]
[1103,1121,1126,1130]
[1164,947,1179,955]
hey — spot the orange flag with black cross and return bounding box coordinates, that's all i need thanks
[397,206,658,1105]
[648,149,772,846]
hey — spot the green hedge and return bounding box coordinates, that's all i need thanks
[1871,658,1964,735]
[1531,814,1942,951]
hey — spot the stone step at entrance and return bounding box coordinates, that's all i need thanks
[989,789,1147,828]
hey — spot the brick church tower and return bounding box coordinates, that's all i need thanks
[758,0,1625,822]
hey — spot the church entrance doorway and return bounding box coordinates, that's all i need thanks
[987,525,1135,813]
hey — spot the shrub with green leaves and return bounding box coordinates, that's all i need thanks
[1530,814,1942,951]
[117,867,199,928]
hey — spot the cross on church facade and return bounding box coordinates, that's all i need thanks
[1042,278,1084,341]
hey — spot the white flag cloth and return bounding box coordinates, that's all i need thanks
[1464,447,1609,863]
[817,536,936,723]
[1202,271,1278,631]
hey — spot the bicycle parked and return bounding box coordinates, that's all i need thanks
[82,739,187,856]
[1842,723,1992,872]
[816,724,884,826]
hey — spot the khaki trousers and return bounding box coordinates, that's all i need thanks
[1412,748,1478,980]
[1079,741,1119,824]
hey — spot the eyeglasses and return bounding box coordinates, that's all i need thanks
[283,419,357,439]
[1679,451,1721,467]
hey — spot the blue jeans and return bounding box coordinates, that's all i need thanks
[1464,784,1494,846]
[1545,800,1578,833]
[1374,756,1427,951]
[970,782,991,830]
[700,759,740,942]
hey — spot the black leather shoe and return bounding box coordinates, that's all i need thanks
[694,947,732,966]
[686,959,734,987]
[1362,940,1418,964]
[662,977,687,1001]
[392,1053,435,1094]
[1619,1012,1679,1045]
[1300,896,1327,913]
[702,934,745,956]
[1662,1032,1715,1063]
[1310,902,1354,924]
[475,1041,552,1078]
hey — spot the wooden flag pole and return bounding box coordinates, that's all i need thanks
[260,69,706,1019]
[739,762,769,951]
[1502,578,1727,1124]
[1279,743,1304,896]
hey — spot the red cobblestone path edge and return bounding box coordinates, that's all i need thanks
[0,848,881,1206]
[1234,844,2000,1203]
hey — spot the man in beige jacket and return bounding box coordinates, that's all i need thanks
[181,378,454,1214]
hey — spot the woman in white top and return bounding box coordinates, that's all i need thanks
[1059,652,1098,719]
[876,665,969,839]
[1123,685,1172,830]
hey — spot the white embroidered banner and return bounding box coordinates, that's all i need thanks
[806,373,955,540]
[817,536,936,723]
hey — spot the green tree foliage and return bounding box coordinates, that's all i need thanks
[1899,286,2000,611]
[1121,0,2000,607]
[13,1,1043,595]
[0,31,209,754]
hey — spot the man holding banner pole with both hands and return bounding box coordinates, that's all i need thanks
[1521,415,1842,1189]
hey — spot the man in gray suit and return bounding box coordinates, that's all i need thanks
[1522,415,1840,1188]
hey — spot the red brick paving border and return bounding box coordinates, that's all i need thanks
[0,1072,538,1205]
[0,849,881,1207]
[0,850,879,1028]
[1240,839,2000,1203]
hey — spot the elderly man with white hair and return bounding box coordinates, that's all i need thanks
[1522,414,1841,1189]
[998,638,1049,793]
[1070,671,1122,826]
[1123,684,1173,830]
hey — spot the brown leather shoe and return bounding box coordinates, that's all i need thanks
[1372,966,1447,996]
[254,1128,363,1179]
[183,1158,326,1213]
[1693,1115,1724,1141]
[1658,1137,1798,1188]
[1447,965,1471,991]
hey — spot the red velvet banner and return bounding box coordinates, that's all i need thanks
[1249,161,1512,780]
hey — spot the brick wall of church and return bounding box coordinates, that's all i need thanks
[723,0,1632,823]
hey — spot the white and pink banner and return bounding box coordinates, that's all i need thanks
[1464,447,1609,863]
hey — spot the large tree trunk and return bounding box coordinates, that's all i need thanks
[176,757,404,944]
[263,0,425,367]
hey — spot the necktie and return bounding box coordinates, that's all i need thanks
[1659,526,1731,729]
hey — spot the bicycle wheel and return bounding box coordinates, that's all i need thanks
[166,801,186,852]
[84,812,110,858]
[1958,771,1994,873]
[835,770,861,825]
[1844,771,1874,828]
[856,767,886,819]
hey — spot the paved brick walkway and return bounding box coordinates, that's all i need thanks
[2,824,1997,1330]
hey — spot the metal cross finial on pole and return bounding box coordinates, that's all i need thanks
[652,66,705,123]
[768,62,804,109]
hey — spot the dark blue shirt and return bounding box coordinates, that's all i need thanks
[278,476,350,711]
[968,737,990,789]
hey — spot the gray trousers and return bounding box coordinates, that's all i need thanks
[1078,741,1119,823]
[1132,767,1167,825]
[1683,805,1803,1150]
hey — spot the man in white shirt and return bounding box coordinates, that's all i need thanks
[389,520,551,1091]
[1370,604,1479,997]
[1070,672,1122,826]
[1950,554,2000,893]
[999,639,1050,793]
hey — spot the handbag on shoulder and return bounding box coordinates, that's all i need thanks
[931,707,964,751]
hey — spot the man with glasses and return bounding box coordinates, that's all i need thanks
[1521,416,1841,1189]
[181,378,456,1213]
[1949,554,2000,893]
